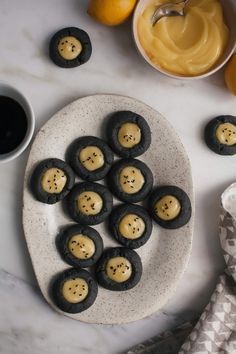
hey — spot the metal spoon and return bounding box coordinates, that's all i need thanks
[151,0,190,26]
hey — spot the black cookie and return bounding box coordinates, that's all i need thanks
[31,158,75,204]
[106,111,151,158]
[107,158,153,203]
[109,204,152,249]
[67,182,113,225]
[57,224,103,268]
[49,27,92,68]
[148,186,192,229]
[68,136,114,181]
[96,247,142,291]
[204,115,236,155]
[51,268,98,313]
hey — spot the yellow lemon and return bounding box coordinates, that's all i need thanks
[88,0,137,26]
[225,54,236,96]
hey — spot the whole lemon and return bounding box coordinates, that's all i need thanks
[225,54,236,96]
[88,0,137,26]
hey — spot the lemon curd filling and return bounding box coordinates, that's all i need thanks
[106,257,132,283]
[155,195,181,221]
[62,278,88,303]
[77,191,103,215]
[68,234,96,259]
[119,214,145,239]
[216,123,236,146]
[138,0,229,76]
[58,36,82,60]
[41,168,67,194]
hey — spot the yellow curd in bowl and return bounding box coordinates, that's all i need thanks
[137,0,229,76]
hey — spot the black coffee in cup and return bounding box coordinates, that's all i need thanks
[0,96,28,154]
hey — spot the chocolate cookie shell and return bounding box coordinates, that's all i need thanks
[31,158,75,204]
[106,111,151,158]
[49,27,92,68]
[52,268,98,313]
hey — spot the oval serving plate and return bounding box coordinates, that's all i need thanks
[23,94,194,324]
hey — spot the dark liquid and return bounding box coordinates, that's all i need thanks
[0,96,28,154]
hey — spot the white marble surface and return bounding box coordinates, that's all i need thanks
[0,269,186,354]
[0,0,236,353]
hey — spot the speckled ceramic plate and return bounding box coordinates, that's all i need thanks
[23,94,194,324]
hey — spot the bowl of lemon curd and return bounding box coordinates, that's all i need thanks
[133,0,236,79]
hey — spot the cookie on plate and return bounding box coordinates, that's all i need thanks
[148,186,191,229]
[107,158,153,203]
[57,224,103,268]
[31,158,75,204]
[109,204,152,249]
[106,111,151,158]
[67,182,113,225]
[68,136,114,181]
[96,247,142,291]
[52,268,98,313]
[204,115,236,155]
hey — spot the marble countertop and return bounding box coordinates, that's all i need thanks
[1,0,236,353]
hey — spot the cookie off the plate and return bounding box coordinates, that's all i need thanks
[49,27,92,68]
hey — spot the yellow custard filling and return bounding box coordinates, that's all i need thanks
[118,123,141,148]
[138,0,229,76]
[41,168,67,194]
[119,166,145,194]
[155,195,181,221]
[79,146,104,171]
[106,257,132,283]
[58,36,82,60]
[119,214,145,239]
[77,191,103,215]
[68,234,95,259]
[62,278,88,303]
[216,123,236,146]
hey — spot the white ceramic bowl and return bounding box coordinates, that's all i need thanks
[0,82,35,163]
[133,0,236,80]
